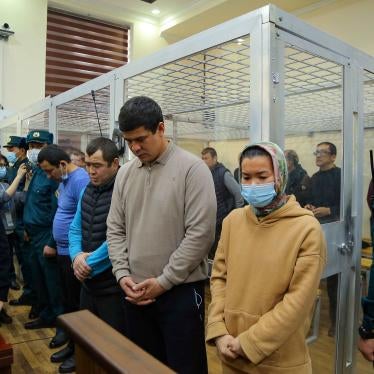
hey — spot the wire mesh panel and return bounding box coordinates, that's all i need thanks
[284,46,343,134]
[0,121,18,150]
[21,110,49,137]
[126,35,251,143]
[56,86,110,150]
[364,70,374,129]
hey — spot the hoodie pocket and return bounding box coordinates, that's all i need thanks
[224,309,259,338]
[224,309,281,365]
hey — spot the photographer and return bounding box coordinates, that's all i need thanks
[0,163,28,325]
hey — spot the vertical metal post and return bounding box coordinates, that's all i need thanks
[250,18,285,146]
[49,99,57,143]
[109,76,116,139]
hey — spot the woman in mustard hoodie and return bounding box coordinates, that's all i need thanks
[206,142,326,374]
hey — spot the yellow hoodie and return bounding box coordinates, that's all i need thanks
[206,196,327,374]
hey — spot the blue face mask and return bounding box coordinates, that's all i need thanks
[0,167,7,179]
[241,182,277,208]
[6,152,17,165]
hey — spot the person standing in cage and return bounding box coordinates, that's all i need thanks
[202,147,244,261]
[206,142,326,374]
[305,142,341,337]
[107,96,216,374]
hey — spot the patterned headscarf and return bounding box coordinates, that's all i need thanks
[240,141,288,217]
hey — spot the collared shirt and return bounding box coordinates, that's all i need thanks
[107,142,217,290]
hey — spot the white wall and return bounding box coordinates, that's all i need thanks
[0,0,47,113]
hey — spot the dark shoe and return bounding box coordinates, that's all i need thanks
[24,318,55,330]
[28,305,40,320]
[9,297,32,306]
[0,309,12,324]
[10,279,20,290]
[49,329,69,349]
[59,356,75,373]
[51,344,74,363]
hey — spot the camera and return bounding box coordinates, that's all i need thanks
[25,161,33,173]
[0,23,15,40]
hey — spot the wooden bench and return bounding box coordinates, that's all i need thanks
[58,310,175,374]
[0,334,13,374]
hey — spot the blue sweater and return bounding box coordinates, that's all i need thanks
[69,189,111,277]
[53,167,89,255]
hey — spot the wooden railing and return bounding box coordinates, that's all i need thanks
[58,310,175,374]
[0,334,13,374]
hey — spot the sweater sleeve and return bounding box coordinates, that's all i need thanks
[206,217,230,343]
[68,190,84,261]
[224,172,244,208]
[107,167,130,282]
[86,242,112,276]
[156,161,217,290]
[238,222,327,364]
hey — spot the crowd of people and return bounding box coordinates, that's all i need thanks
[0,95,371,373]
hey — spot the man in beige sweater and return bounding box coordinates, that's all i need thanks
[107,96,216,374]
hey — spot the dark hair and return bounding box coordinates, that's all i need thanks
[86,137,119,165]
[118,96,163,133]
[70,149,85,161]
[317,142,337,156]
[285,149,299,166]
[240,146,271,163]
[38,145,70,166]
[0,154,9,166]
[201,147,217,158]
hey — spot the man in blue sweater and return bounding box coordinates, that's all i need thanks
[38,145,89,374]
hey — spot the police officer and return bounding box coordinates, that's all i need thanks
[22,130,64,329]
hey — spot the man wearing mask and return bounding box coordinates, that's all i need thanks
[3,137,35,302]
[22,130,64,330]
[38,145,89,373]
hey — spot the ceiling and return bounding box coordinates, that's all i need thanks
[49,0,225,26]
[49,0,338,32]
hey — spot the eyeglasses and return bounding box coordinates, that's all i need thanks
[313,150,331,156]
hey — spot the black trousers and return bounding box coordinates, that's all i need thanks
[80,286,126,335]
[122,280,207,374]
[0,222,10,302]
[327,273,339,327]
[6,233,16,282]
[57,254,81,314]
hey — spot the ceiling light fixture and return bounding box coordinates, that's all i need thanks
[151,9,160,15]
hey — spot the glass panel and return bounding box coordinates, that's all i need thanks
[1,121,18,159]
[21,110,49,137]
[284,45,344,371]
[56,86,110,152]
[126,35,251,162]
[357,70,374,373]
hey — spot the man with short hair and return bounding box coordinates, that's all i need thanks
[107,96,216,373]
[38,144,89,373]
[63,138,124,373]
[305,141,341,337]
[22,130,64,330]
[201,147,244,260]
[69,150,86,168]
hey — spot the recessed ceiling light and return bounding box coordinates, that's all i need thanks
[237,38,244,43]
[151,9,160,15]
